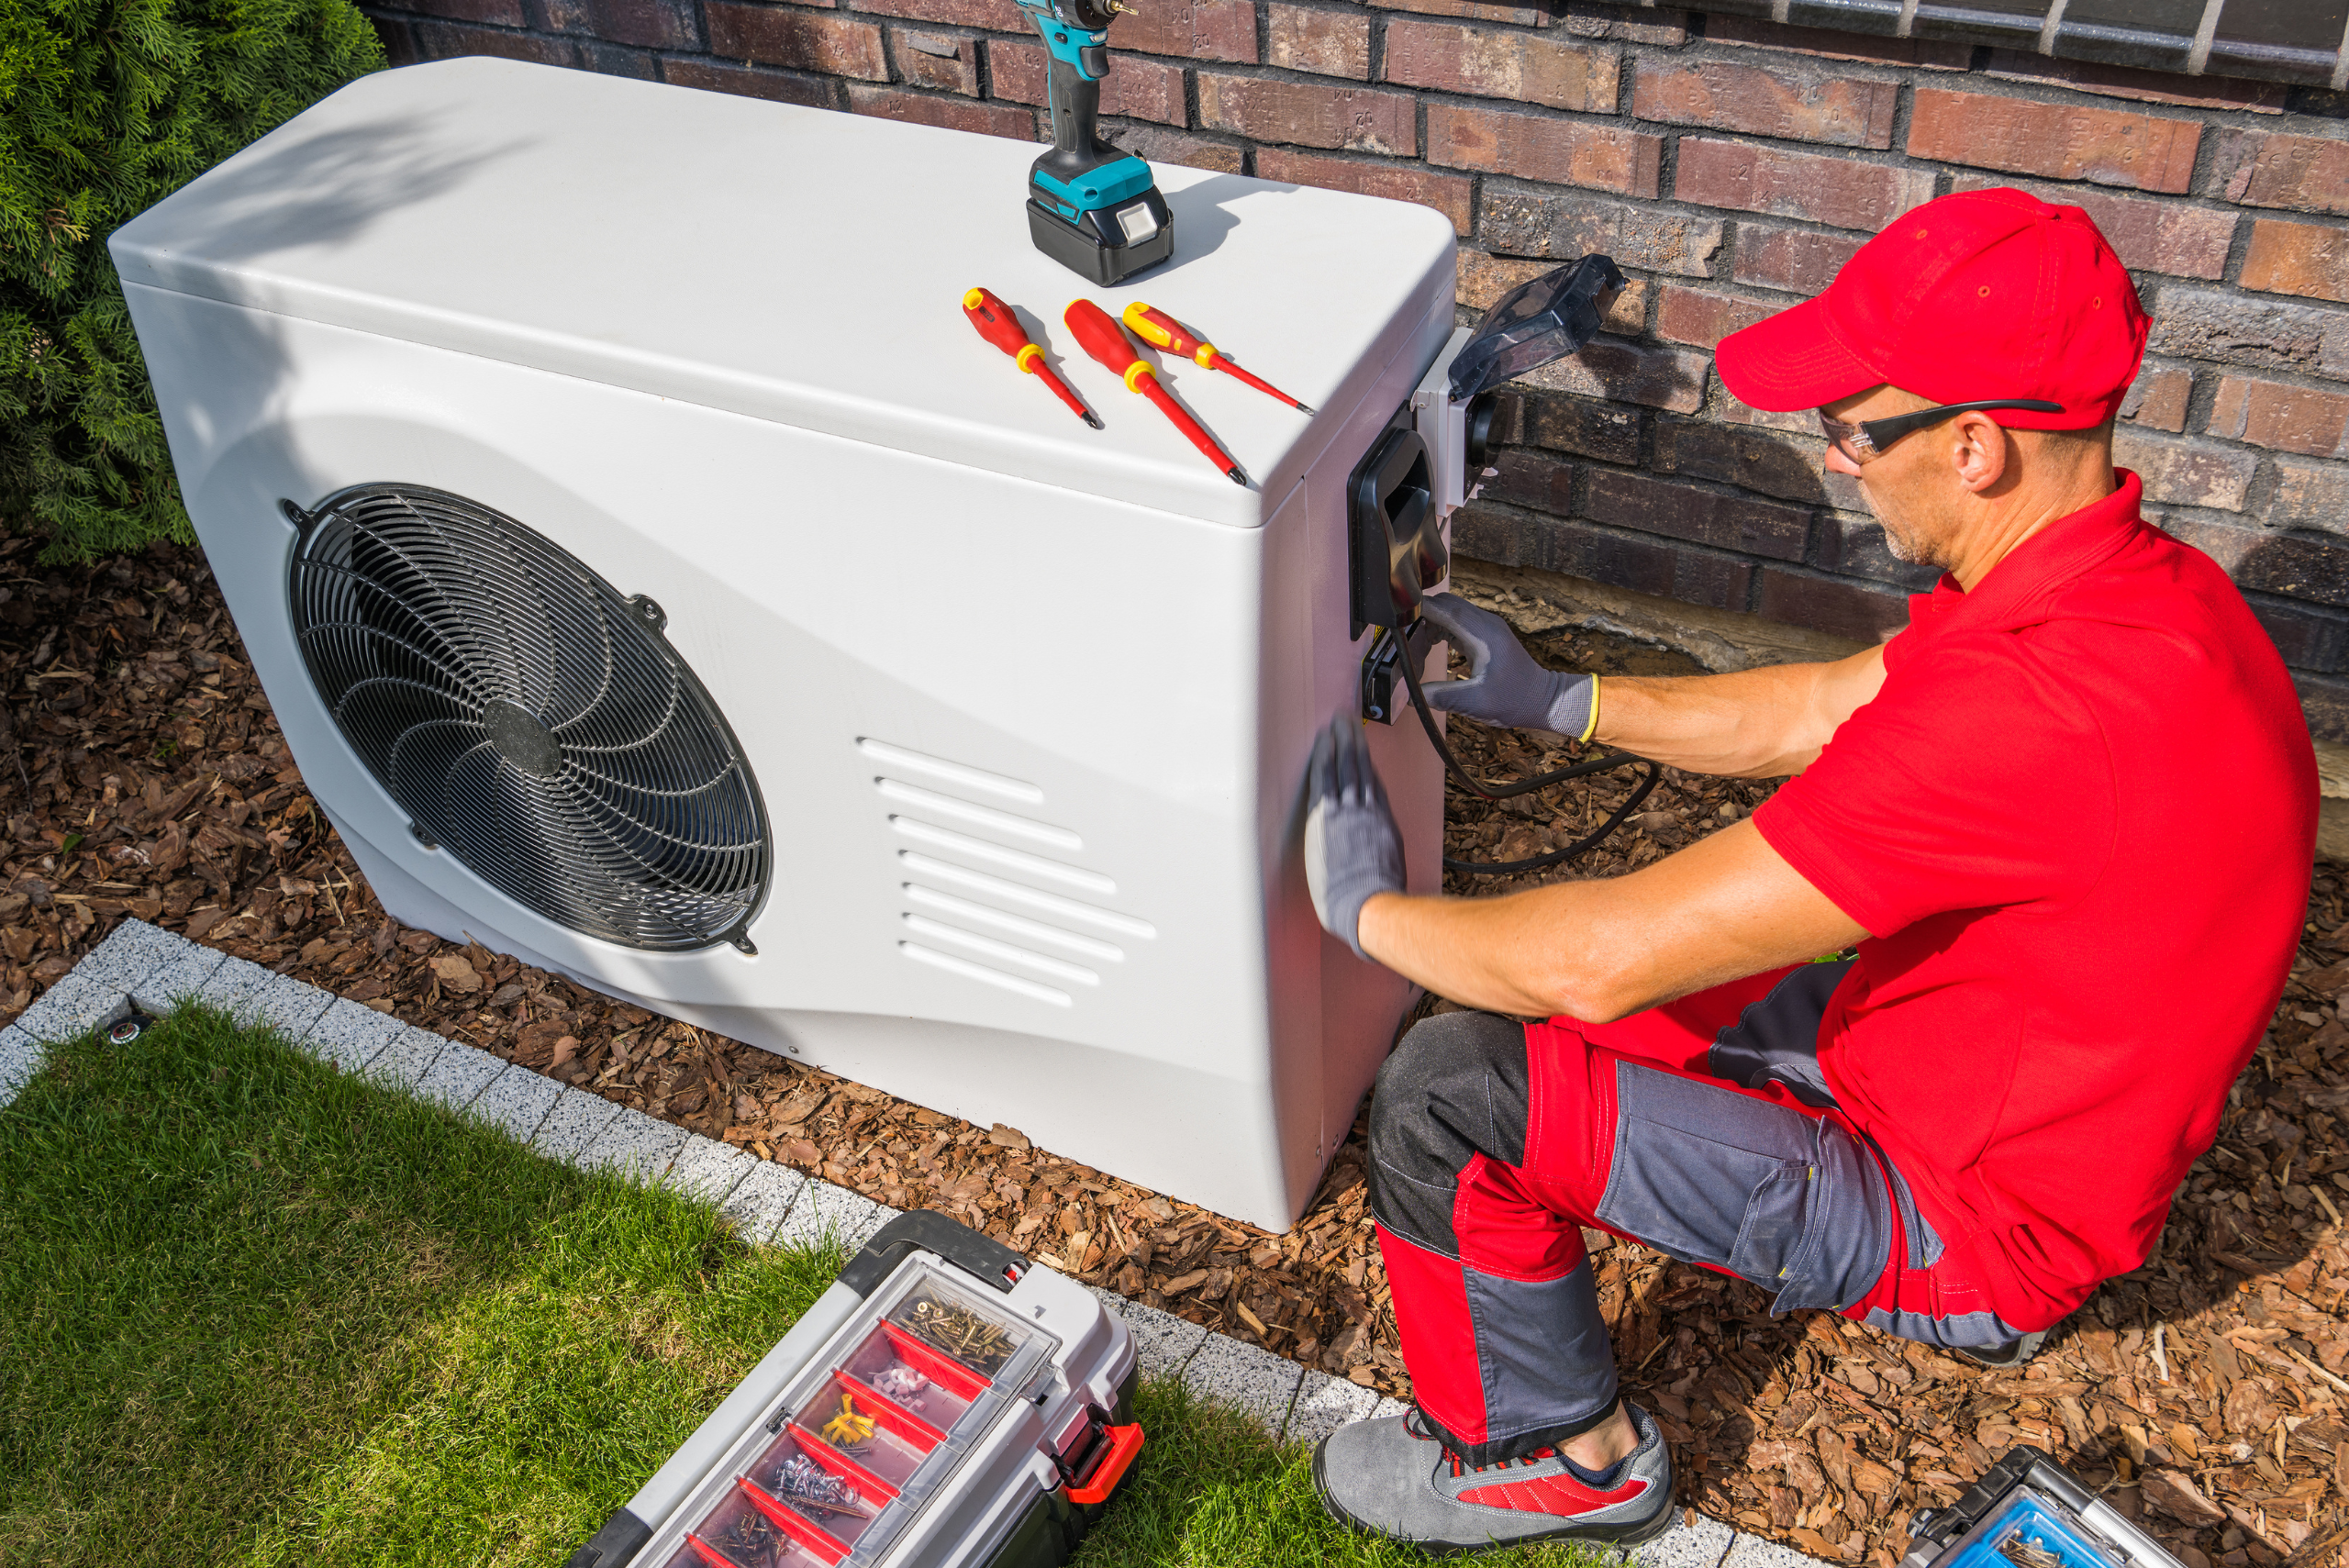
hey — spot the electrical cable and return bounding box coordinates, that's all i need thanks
[1391,623,1664,876]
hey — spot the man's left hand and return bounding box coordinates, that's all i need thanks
[1304,715,1405,960]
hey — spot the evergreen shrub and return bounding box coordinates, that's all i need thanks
[1,0,383,562]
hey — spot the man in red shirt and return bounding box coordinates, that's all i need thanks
[1302,187,2316,1554]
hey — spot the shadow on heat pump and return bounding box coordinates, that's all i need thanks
[291,484,770,958]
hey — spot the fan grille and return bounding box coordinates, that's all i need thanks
[287,484,769,952]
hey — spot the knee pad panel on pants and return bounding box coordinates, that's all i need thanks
[1369,1010,1530,1253]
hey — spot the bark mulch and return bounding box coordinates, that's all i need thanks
[5,539,2346,1568]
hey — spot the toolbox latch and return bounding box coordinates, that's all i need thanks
[1054,1402,1146,1507]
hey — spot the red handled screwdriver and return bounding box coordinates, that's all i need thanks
[1063,299,1248,487]
[963,287,1102,428]
[1121,302,1314,413]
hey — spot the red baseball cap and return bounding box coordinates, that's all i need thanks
[1714,187,2148,430]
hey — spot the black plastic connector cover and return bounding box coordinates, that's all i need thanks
[840,1209,1030,1297]
[561,1507,652,1568]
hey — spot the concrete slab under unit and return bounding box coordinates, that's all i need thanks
[1283,1371,1383,1446]
[576,1106,688,1182]
[241,973,340,1044]
[772,1181,893,1251]
[302,998,406,1075]
[131,945,228,1013]
[0,1026,45,1106]
[531,1087,626,1162]
[718,1161,807,1245]
[1181,1332,1305,1429]
[665,1134,757,1207]
[470,1063,566,1143]
[364,1025,451,1094]
[412,1043,511,1115]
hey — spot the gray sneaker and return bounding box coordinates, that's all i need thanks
[1313,1403,1675,1556]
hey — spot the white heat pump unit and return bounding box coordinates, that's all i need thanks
[111,57,1537,1229]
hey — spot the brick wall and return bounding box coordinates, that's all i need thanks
[359,0,2349,735]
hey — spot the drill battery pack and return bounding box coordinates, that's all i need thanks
[1903,1447,2186,1568]
[562,1212,1142,1568]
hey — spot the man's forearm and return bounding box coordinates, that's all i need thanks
[1586,644,1887,778]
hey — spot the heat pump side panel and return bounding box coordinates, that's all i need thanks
[125,283,1409,1227]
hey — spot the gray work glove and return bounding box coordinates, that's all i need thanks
[1303,715,1406,962]
[1418,593,1597,740]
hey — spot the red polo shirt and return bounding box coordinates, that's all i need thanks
[1754,470,2316,1330]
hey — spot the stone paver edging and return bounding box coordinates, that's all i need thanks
[0,921,1819,1568]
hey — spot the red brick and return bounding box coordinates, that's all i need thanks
[2215,130,2349,217]
[1757,567,1909,642]
[1980,50,2286,114]
[1520,516,1757,611]
[1257,149,1473,234]
[1197,75,1413,155]
[847,83,1036,139]
[662,57,835,106]
[892,28,977,95]
[1731,222,1863,295]
[1586,468,1809,561]
[1654,285,1775,350]
[1554,1,1684,46]
[989,40,1184,125]
[1704,13,1966,70]
[1108,0,1255,63]
[2119,363,2192,435]
[2241,218,2349,307]
[413,20,576,63]
[2275,458,2349,537]
[2207,375,2349,460]
[1482,192,1720,276]
[1906,88,2199,196]
[1631,59,1898,151]
[852,0,1019,31]
[1268,5,1370,79]
[371,16,421,64]
[376,0,524,28]
[1104,124,1244,172]
[1520,391,1641,464]
[710,5,886,77]
[1674,138,1933,232]
[2111,428,2255,512]
[1518,337,1708,413]
[1382,21,1615,114]
[1482,449,1575,515]
[1458,248,1645,326]
[1947,173,2233,281]
[1426,104,1660,197]
[540,0,696,45]
[1366,0,1547,29]
[2146,286,2349,382]
[1653,417,1861,513]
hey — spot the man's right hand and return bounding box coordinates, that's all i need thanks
[1417,594,1597,740]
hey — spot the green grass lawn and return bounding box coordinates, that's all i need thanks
[0,1008,1602,1567]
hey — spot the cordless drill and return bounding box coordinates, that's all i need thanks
[1013,0,1174,285]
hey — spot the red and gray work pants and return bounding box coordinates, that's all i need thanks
[1370,959,2033,1467]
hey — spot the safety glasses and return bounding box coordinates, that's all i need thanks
[1819,399,2065,463]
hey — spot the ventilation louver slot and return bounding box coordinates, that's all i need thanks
[286,484,769,952]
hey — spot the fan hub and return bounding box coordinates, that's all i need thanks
[484,698,562,777]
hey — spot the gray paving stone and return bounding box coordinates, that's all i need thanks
[718,1161,807,1245]
[412,1042,510,1114]
[531,1087,625,1162]
[1182,1331,1305,1430]
[69,919,189,1001]
[201,956,278,1018]
[241,973,338,1044]
[131,944,228,1013]
[665,1133,757,1207]
[1369,1395,1412,1423]
[1631,1511,1736,1568]
[1282,1369,1383,1446]
[363,1025,451,1093]
[470,1063,565,1143]
[304,997,405,1074]
[1720,1534,1820,1568]
[11,966,126,1043]
[0,1026,46,1107]
[574,1105,688,1181]
[770,1179,886,1251]
[1101,1296,1209,1379]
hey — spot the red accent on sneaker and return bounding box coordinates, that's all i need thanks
[1456,1471,1649,1513]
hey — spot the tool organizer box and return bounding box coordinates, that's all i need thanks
[564,1213,1141,1568]
[1903,1447,2183,1568]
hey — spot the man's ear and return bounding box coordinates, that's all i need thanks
[1949,412,2009,495]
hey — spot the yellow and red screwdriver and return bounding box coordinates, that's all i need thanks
[963,286,1101,428]
[1063,299,1247,487]
[1121,302,1314,413]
